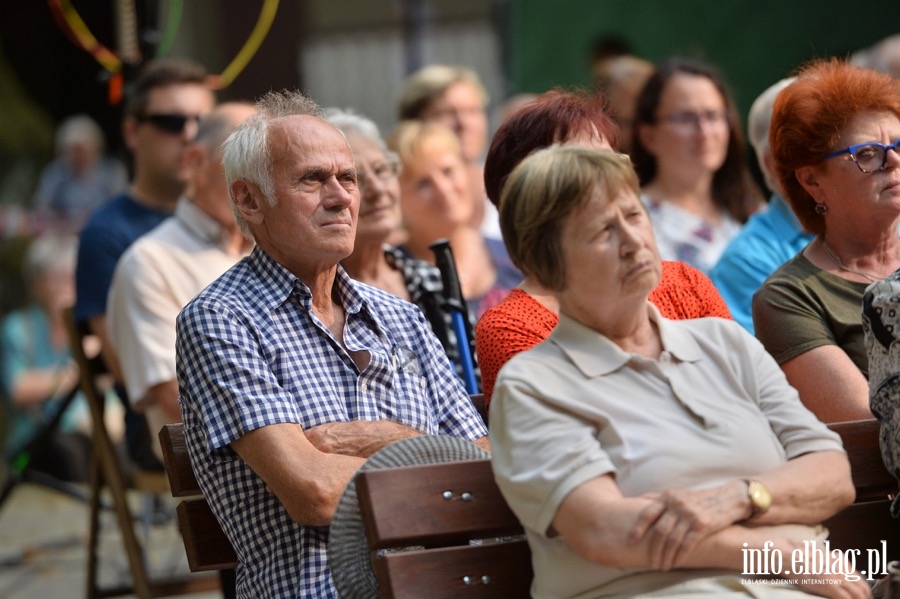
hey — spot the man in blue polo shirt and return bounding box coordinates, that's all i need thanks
[710,78,814,333]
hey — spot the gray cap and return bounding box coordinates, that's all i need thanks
[329,434,490,598]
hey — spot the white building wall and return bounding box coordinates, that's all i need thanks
[301,18,504,138]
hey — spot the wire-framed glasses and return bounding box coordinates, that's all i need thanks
[357,154,401,192]
[658,110,727,131]
[821,139,900,173]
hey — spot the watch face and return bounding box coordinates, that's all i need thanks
[749,480,772,513]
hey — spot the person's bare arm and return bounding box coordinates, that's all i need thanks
[553,475,871,599]
[10,362,79,406]
[87,314,125,383]
[231,422,365,526]
[749,450,854,523]
[142,379,181,421]
[304,420,490,457]
[304,420,422,458]
[554,475,762,570]
[781,346,871,422]
[629,450,854,568]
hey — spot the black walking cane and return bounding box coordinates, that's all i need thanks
[429,239,480,394]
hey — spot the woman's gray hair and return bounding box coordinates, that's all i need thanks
[324,108,385,151]
[500,146,640,291]
[222,90,323,237]
[24,233,78,284]
[56,114,105,154]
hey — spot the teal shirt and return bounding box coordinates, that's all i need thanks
[0,304,86,455]
[710,196,814,334]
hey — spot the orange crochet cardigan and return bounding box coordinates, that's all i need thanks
[474,260,732,405]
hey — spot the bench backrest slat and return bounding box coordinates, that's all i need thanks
[159,423,237,571]
[159,422,202,498]
[375,540,532,599]
[355,459,522,549]
[827,419,895,502]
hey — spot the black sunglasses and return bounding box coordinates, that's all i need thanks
[137,113,202,134]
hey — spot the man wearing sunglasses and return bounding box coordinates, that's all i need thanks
[74,57,215,470]
[107,101,255,463]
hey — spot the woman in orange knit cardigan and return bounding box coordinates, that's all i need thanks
[476,89,732,405]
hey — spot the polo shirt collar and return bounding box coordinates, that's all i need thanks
[175,197,230,251]
[551,303,703,378]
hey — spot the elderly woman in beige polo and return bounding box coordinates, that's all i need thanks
[752,59,900,423]
[489,146,867,598]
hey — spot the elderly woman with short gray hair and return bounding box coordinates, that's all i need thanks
[325,107,479,387]
[489,146,866,598]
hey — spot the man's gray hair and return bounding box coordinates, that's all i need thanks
[222,90,323,236]
[748,77,796,179]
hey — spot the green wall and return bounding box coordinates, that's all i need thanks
[509,1,899,124]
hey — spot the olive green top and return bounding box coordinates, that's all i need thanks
[752,252,868,377]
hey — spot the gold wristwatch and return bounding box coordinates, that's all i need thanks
[745,479,772,519]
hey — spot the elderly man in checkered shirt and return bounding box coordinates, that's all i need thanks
[175,90,489,599]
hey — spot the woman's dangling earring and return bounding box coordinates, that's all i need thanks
[814,203,827,215]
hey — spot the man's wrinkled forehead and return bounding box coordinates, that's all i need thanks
[269,115,354,162]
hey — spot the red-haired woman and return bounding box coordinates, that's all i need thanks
[632,58,763,274]
[753,58,900,423]
[476,89,732,405]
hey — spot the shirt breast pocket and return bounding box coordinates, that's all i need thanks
[386,369,434,430]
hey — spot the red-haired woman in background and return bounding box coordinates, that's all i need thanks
[753,58,900,423]
[476,89,732,405]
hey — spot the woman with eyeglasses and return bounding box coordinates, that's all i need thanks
[632,58,764,274]
[326,108,480,387]
[753,59,900,423]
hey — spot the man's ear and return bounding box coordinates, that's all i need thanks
[232,180,264,225]
[122,116,139,153]
[795,165,825,202]
[182,144,206,182]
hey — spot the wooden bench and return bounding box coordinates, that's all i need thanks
[823,419,900,565]
[65,306,221,599]
[350,457,531,598]
[158,424,238,573]
[161,419,900,597]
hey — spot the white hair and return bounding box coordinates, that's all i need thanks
[222,90,322,237]
[748,77,796,182]
[55,114,104,154]
[24,233,78,284]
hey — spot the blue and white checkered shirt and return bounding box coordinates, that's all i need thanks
[176,246,487,599]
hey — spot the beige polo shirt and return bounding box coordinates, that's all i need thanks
[489,305,844,598]
[107,198,250,456]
